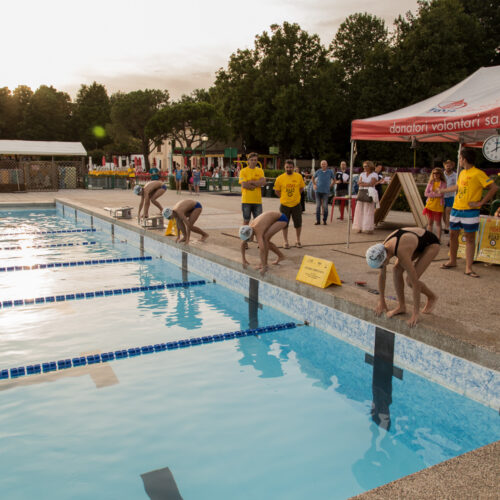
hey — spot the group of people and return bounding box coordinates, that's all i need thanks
[134,147,497,326]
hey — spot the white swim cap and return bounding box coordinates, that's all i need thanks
[133,185,143,196]
[239,225,253,241]
[366,244,387,269]
[162,208,173,219]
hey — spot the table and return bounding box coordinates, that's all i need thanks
[330,197,356,222]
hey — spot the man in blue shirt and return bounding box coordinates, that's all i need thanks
[313,160,335,225]
[149,165,160,180]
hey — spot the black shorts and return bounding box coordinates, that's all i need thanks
[280,203,302,228]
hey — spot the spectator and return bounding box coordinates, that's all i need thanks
[439,148,497,277]
[442,160,457,234]
[274,160,305,248]
[313,160,335,225]
[352,161,378,234]
[334,160,350,219]
[374,162,385,201]
[423,168,446,240]
[239,152,266,224]
[294,166,306,212]
[149,164,159,181]
[175,165,183,194]
[192,167,201,196]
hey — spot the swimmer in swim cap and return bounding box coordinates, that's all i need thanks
[164,199,208,244]
[240,211,288,275]
[368,227,440,327]
[137,180,168,223]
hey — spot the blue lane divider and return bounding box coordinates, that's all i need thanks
[0,279,207,309]
[0,322,297,380]
[0,255,152,272]
[0,241,98,251]
[1,228,96,237]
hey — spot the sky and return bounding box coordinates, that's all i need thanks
[2,0,419,100]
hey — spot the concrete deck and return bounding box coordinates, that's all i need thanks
[1,188,499,498]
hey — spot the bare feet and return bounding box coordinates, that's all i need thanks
[272,254,285,265]
[422,293,437,314]
[200,234,209,242]
[387,306,406,318]
[407,314,419,327]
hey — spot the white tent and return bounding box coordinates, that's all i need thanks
[0,140,86,156]
[345,66,500,245]
[351,65,500,145]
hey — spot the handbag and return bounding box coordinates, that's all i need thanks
[357,188,373,203]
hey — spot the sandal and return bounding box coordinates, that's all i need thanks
[464,271,480,278]
[440,263,456,269]
[296,242,302,248]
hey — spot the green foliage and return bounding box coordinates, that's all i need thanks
[146,93,229,151]
[110,89,169,169]
[20,85,74,141]
[73,82,111,150]
[263,169,282,178]
[213,22,344,158]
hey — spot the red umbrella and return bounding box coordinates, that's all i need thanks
[102,156,106,166]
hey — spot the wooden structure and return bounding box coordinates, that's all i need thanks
[375,173,426,228]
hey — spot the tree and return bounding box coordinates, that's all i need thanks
[110,89,169,170]
[392,0,483,106]
[73,82,111,151]
[146,92,229,152]
[213,22,343,158]
[19,85,74,141]
[330,13,389,81]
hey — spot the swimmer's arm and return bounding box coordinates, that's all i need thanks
[178,215,191,243]
[375,266,388,315]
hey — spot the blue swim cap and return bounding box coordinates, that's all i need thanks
[133,185,143,196]
[366,244,387,269]
[162,208,173,219]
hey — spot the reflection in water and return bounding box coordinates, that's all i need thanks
[141,467,183,500]
[352,423,422,492]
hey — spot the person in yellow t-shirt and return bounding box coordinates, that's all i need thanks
[239,152,266,224]
[273,159,305,248]
[127,163,136,189]
[422,168,446,240]
[439,148,497,277]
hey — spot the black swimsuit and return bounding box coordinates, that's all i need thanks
[384,229,440,258]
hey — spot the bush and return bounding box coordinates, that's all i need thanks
[264,169,282,178]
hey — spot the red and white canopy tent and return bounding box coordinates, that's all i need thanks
[346,65,500,245]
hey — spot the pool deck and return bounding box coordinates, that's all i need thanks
[1,188,499,498]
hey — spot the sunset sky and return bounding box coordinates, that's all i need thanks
[2,0,419,99]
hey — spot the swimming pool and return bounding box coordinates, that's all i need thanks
[1,207,499,499]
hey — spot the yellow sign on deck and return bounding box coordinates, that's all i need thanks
[296,255,342,288]
[476,215,500,264]
[165,218,178,236]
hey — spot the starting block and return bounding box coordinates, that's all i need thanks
[104,207,133,219]
[140,216,164,230]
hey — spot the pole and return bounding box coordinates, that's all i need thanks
[456,142,463,177]
[347,140,355,248]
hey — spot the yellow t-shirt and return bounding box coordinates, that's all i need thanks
[239,166,264,204]
[453,167,493,210]
[425,181,444,213]
[127,167,135,178]
[273,172,305,207]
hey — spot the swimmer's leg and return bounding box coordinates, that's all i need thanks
[387,263,406,318]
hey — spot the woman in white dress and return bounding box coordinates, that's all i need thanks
[352,161,378,234]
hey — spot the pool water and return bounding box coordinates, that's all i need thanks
[1,208,499,500]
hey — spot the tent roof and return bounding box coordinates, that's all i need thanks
[351,66,500,145]
[0,140,87,156]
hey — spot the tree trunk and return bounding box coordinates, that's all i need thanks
[142,139,150,171]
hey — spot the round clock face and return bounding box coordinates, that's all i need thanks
[482,135,500,162]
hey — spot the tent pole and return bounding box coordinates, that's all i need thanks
[347,140,355,248]
[456,142,462,176]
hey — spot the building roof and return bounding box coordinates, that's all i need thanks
[0,140,87,156]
